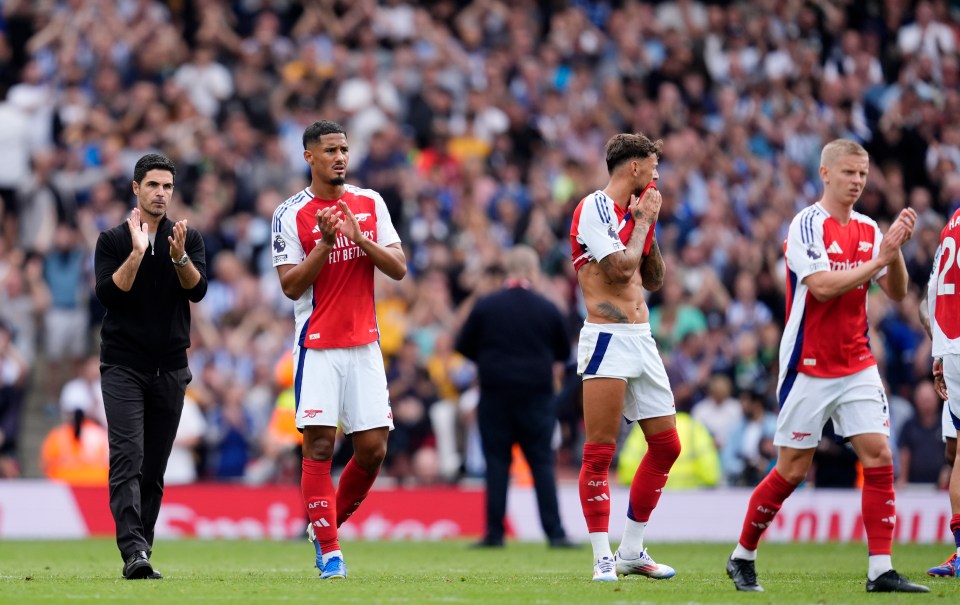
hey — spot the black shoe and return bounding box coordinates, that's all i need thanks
[470,537,504,548]
[726,557,763,592]
[548,537,579,549]
[866,570,930,593]
[147,569,163,579]
[122,551,154,580]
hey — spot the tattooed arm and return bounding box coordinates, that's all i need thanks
[639,238,665,292]
[597,219,648,284]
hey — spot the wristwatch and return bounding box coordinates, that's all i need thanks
[172,253,189,267]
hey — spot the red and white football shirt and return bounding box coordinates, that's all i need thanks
[569,189,655,271]
[929,208,960,356]
[271,185,400,349]
[780,203,885,385]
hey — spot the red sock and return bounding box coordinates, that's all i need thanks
[862,465,895,555]
[302,459,339,554]
[739,468,797,550]
[579,443,616,533]
[628,428,681,522]
[336,457,377,527]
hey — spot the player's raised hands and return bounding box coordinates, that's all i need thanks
[127,208,149,254]
[336,200,364,244]
[877,226,906,265]
[629,186,661,225]
[316,206,343,246]
[894,208,917,240]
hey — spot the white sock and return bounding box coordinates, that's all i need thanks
[589,532,613,561]
[956,547,960,557]
[868,554,892,581]
[732,544,757,561]
[321,549,343,566]
[616,519,647,559]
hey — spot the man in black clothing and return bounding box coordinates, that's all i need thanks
[456,245,574,548]
[94,153,207,579]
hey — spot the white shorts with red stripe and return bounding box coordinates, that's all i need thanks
[576,321,675,422]
[293,341,394,434]
[774,365,888,448]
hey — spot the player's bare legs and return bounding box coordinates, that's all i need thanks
[579,377,624,581]
[302,426,344,578]
[579,378,679,581]
[727,446,811,591]
[338,427,388,527]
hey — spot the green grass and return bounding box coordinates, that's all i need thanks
[0,539,957,604]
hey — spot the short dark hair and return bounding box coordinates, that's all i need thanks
[605,133,663,173]
[303,120,347,149]
[133,153,176,184]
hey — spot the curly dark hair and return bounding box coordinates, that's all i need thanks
[604,133,663,174]
[303,120,347,149]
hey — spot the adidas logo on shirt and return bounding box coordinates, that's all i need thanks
[826,241,843,254]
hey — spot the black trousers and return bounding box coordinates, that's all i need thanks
[477,391,566,542]
[101,364,190,560]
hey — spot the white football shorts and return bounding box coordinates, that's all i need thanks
[940,355,960,441]
[293,341,394,434]
[577,321,675,422]
[774,365,888,448]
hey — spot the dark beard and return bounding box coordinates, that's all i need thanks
[330,176,346,186]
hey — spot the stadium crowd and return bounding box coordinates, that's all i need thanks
[0,0,957,490]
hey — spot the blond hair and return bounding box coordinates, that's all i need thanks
[820,139,868,169]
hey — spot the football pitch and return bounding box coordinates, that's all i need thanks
[1,539,957,604]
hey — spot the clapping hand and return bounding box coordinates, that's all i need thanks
[336,200,364,244]
[168,219,188,261]
[316,206,343,246]
[877,208,918,266]
[127,208,149,255]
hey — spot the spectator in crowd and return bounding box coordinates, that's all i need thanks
[42,223,89,404]
[0,321,28,477]
[0,249,49,366]
[691,374,743,451]
[811,420,861,488]
[58,355,105,427]
[618,411,721,489]
[720,388,777,487]
[456,244,573,549]
[40,373,109,485]
[163,393,207,486]
[897,380,947,486]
